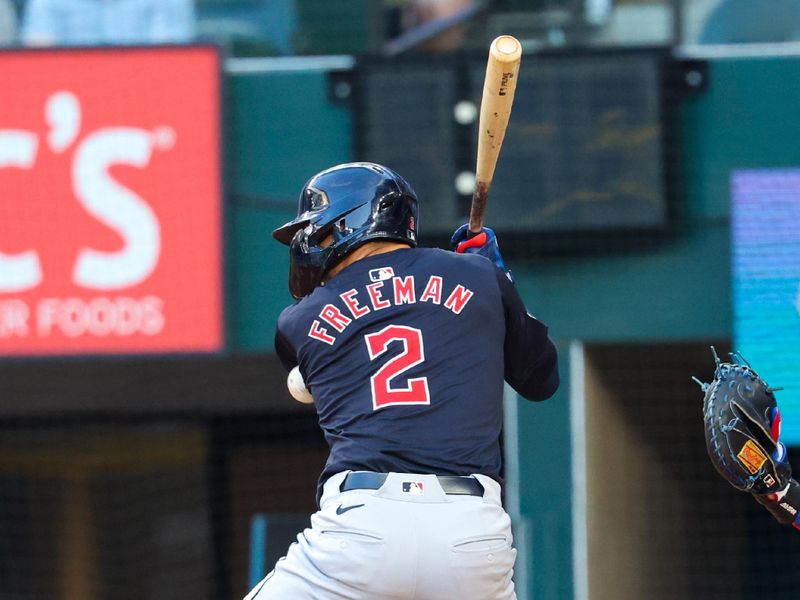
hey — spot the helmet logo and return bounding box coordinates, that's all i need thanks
[407,216,417,242]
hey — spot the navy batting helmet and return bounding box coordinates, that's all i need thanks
[273,162,419,299]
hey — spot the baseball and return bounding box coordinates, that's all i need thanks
[287,366,314,404]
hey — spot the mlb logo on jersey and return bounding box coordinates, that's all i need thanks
[369,267,395,282]
[402,481,424,495]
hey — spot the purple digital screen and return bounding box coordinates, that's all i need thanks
[732,169,800,444]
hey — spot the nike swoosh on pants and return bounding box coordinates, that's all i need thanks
[336,503,365,515]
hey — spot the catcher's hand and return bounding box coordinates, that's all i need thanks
[696,348,800,528]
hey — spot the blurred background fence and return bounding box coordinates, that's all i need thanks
[2,1,800,599]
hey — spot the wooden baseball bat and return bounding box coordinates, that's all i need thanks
[469,35,522,234]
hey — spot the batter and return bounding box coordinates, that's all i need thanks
[245,162,559,600]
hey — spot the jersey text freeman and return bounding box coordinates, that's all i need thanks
[307,274,474,345]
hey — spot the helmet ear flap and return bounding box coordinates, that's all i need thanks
[288,225,335,299]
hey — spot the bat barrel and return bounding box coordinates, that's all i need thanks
[469,35,522,234]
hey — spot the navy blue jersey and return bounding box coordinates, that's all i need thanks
[275,247,558,500]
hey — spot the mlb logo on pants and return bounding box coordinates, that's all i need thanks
[402,481,424,495]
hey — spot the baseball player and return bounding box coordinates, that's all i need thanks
[245,162,559,600]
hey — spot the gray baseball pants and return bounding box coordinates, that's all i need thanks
[244,471,517,600]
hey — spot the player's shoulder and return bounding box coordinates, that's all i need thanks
[411,248,506,304]
[414,247,501,284]
[277,301,299,333]
[414,246,496,270]
[277,295,318,337]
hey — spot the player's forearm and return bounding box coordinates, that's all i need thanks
[754,478,800,529]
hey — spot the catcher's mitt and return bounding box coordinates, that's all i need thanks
[695,348,788,495]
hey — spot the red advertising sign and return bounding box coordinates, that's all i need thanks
[0,47,223,356]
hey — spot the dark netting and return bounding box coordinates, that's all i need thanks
[583,342,800,600]
[0,358,326,600]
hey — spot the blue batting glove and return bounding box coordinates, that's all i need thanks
[450,224,512,281]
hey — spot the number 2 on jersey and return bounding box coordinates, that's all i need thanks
[364,324,430,410]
